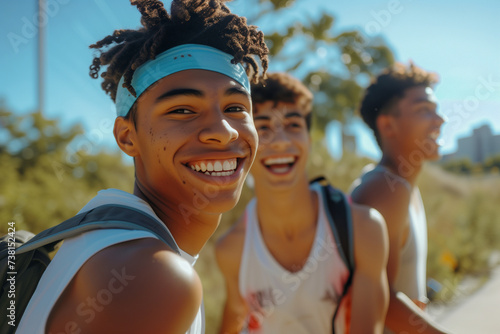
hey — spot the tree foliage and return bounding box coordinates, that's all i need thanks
[243,0,395,130]
[0,103,134,233]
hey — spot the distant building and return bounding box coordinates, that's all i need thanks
[442,124,500,163]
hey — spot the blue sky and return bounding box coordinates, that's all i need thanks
[1,0,499,160]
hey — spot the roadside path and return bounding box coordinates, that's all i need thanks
[430,266,500,333]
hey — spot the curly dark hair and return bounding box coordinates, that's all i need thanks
[251,72,313,130]
[359,62,439,144]
[89,0,268,111]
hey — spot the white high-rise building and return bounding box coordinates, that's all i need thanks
[442,124,500,163]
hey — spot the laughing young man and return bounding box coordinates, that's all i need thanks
[216,72,389,334]
[350,63,450,334]
[17,1,268,333]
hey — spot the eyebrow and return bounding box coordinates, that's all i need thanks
[225,86,250,98]
[155,86,249,103]
[284,111,304,119]
[155,88,203,102]
[412,100,438,110]
[254,111,305,122]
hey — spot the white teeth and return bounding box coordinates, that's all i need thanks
[214,161,222,172]
[189,159,238,176]
[200,170,236,176]
[429,132,440,140]
[272,166,290,173]
[264,156,295,166]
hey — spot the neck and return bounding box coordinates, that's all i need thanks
[379,151,422,186]
[253,176,317,238]
[133,182,220,256]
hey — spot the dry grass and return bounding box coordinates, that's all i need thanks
[196,141,500,332]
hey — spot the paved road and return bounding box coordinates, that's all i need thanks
[430,267,500,333]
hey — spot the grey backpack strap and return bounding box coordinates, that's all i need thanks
[17,204,180,255]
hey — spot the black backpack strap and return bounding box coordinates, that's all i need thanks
[16,204,180,255]
[310,176,355,333]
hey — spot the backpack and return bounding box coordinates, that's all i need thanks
[310,176,355,334]
[0,204,179,334]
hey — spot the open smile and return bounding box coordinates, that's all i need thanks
[262,155,297,174]
[185,158,239,177]
[428,130,442,146]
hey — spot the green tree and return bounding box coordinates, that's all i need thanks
[0,103,134,233]
[241,0,395,131]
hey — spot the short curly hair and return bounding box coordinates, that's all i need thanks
[89,0,269,113]
[360,62,439,145]
[251,72,313,130]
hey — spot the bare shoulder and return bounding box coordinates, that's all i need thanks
[215,214,246,278]
[350,170,411,233]
[47,237,202,334]
[351,203,388,266]
[351,169,411,210]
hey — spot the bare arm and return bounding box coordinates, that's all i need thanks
[215,217,248,334]
[47,238,202,334]
[349,205,389,334]
[352,177,450,334]
[385,291,449,334]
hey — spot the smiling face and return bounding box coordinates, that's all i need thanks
[251,101,311,191]
[385,85,445,161]
[114,69,258,217]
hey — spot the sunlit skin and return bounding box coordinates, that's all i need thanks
[351,85,450,334]
[46,70,258,334]
[115,69,258,255]
[377,85,445,183]
[251,101,311,192]
[216,100,389,334]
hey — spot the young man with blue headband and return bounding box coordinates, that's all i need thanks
[17,1,268,333]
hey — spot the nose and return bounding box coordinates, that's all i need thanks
[268,125,291,150]
[198,113,239,145]
[435,112,445,127]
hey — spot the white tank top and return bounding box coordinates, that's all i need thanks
[239,182,351,334]
[350,165,428,334]
[17,189,204,334]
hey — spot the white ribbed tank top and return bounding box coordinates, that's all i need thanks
[239,183,351,334]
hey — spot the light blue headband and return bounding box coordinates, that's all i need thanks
[115,44,251,117]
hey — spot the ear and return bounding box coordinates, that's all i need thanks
[114,117,139,157]
[376,114,397,138]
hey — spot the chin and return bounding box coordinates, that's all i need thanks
[204,190,242,214]
[425,151,442,161]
